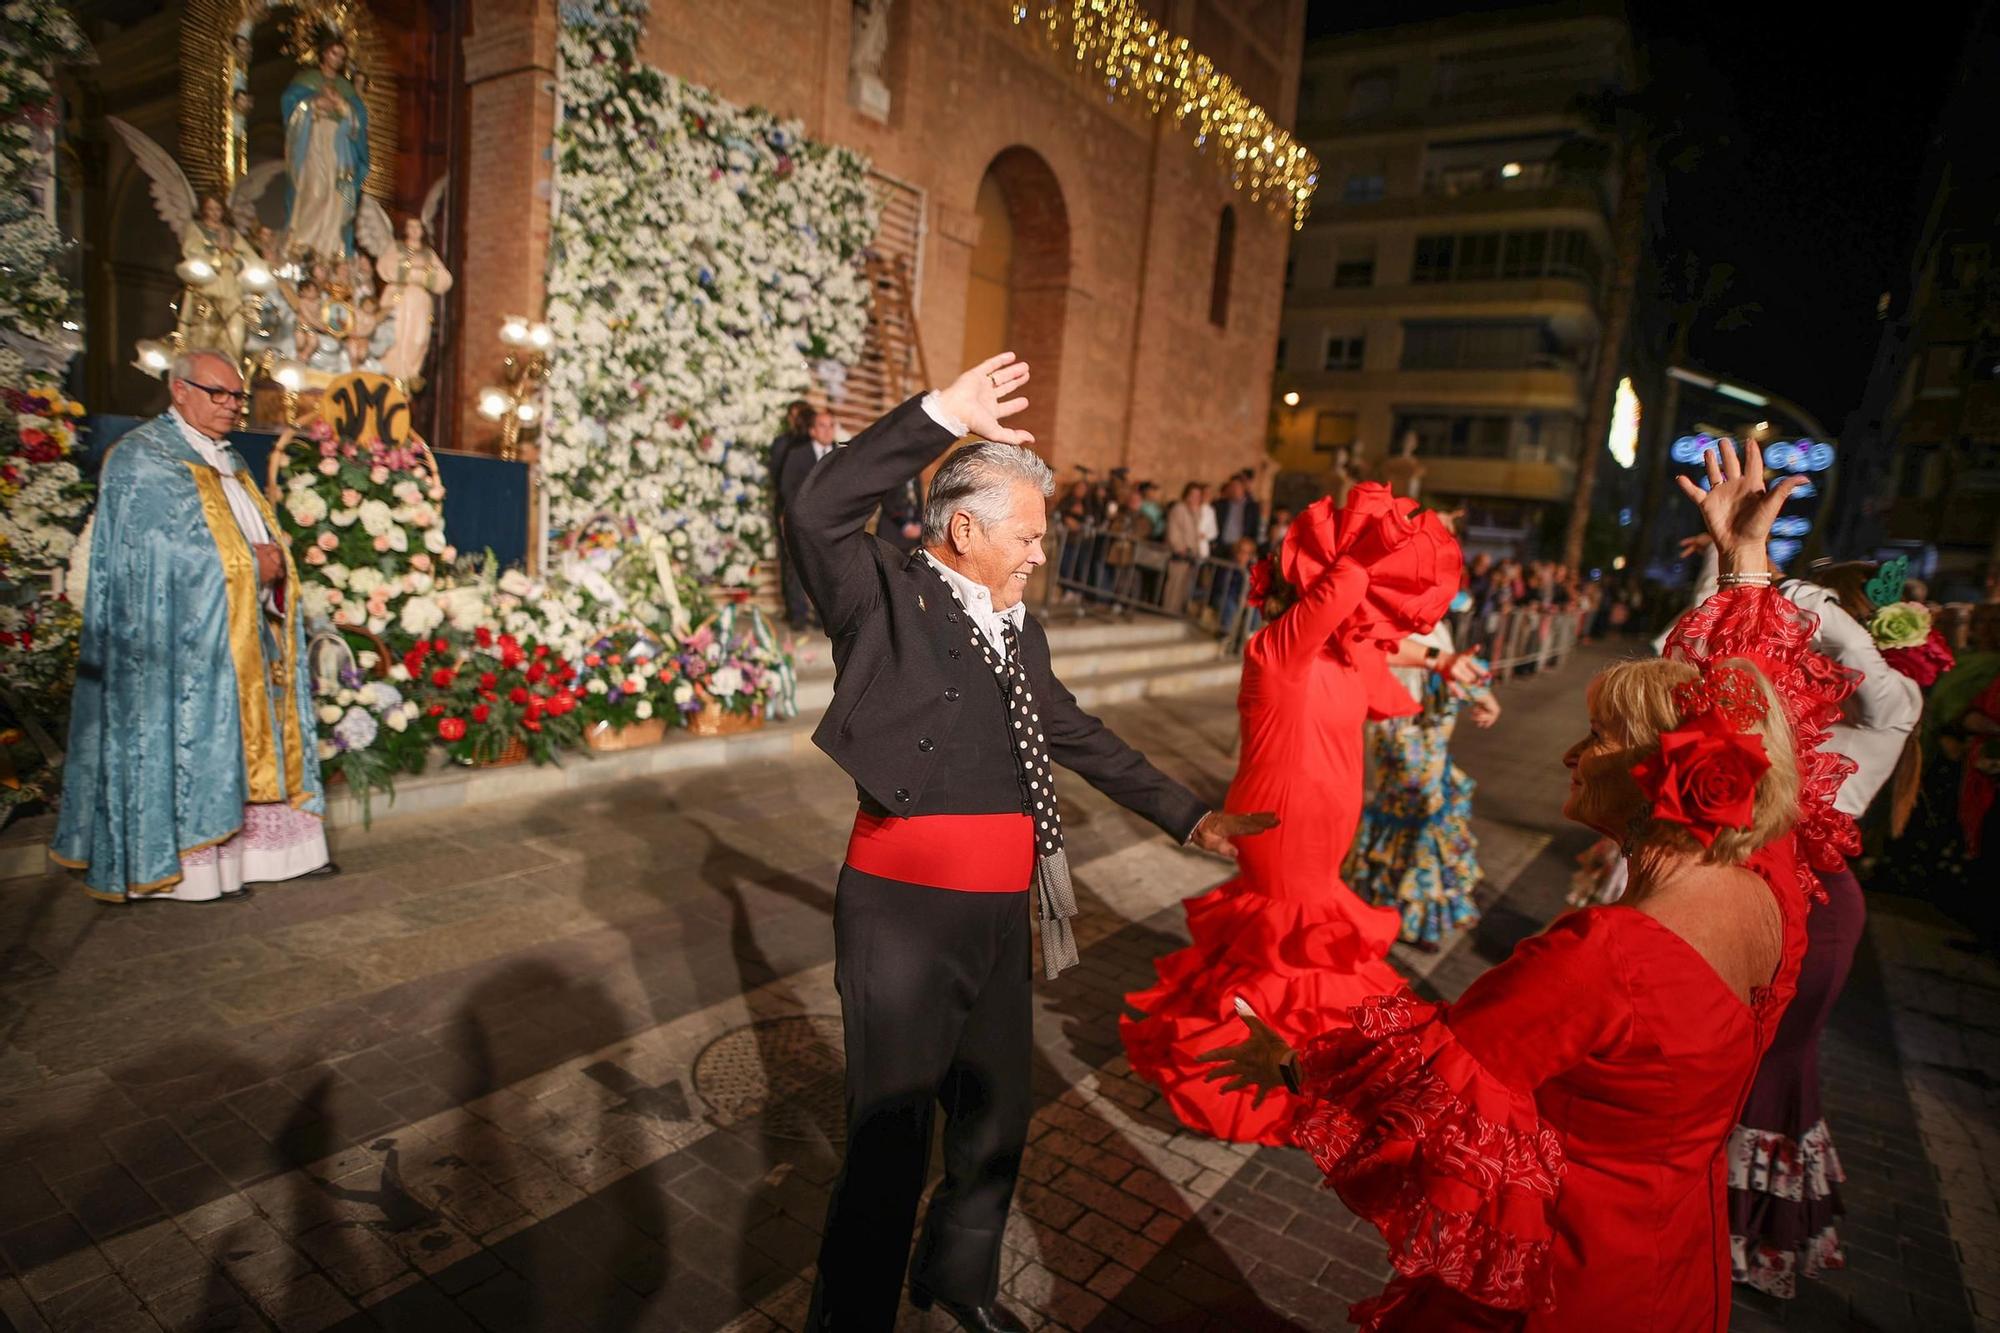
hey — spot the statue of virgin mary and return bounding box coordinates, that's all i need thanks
[281,33,368,258]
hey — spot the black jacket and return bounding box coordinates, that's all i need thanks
[786,396,1208,840]
[877,476,925,555]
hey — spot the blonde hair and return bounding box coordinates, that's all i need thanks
[1592,656,1800,865]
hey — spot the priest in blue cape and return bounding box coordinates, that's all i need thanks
[54,349,331,902]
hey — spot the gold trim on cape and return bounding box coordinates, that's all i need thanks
[188,464,284,802]
[244,481,308,800]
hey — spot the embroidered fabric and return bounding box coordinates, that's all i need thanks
[1292,992,1565,1326]
[1731,1225,1846,1299]
[1662,586,1861,900]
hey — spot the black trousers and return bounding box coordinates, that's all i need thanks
[806,867,1032,1330]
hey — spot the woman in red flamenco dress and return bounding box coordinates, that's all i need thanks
[1202,441,1861,1330]
[1121,482,1463,1145]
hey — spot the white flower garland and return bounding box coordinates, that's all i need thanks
[544,0,877,586]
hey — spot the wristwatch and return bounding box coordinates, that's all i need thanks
[1279,1057,1301,1095]
[1423,645,1442,669]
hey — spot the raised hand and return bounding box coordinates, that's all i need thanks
[1189,809,1279,860]
[934,352,1034,446]
[1674,437,1803,572]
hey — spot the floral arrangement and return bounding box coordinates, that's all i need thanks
[411,630,586,765]
[0,4,91,827]
[543,0,877,585]
[276,419,459,639]
[313,659,429,822]
[573,627,680,731]
[670,605,791,720]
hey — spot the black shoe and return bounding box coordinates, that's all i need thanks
[301,860,340,877]
[909,1287,1027,1333]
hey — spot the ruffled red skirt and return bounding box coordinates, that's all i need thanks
[1120,875,1404,1144]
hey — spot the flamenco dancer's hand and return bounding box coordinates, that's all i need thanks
[1188,809,1278,859]
[1675,437,1802,577]
[934,352,1034,446]
[1197,999,1298,1109]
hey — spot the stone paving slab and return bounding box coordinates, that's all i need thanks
[0,645,1988,1331]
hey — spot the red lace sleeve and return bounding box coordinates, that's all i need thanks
[1288,911,1630,1328]
[1662,585,1861,900]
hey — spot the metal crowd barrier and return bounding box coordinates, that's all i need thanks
[1037,522,1256,648]
[1037,521,1591,678]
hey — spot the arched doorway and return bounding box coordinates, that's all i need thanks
[958,147,1069,452]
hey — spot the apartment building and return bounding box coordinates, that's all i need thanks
[1272,10,1636,554]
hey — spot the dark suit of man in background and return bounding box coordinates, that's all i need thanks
[786,354,1274,1331]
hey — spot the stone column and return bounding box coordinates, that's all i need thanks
[456,0,559,453]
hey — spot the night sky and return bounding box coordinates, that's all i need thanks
[1302,0,1980,431]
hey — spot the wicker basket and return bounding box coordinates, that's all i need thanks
[688,695,764,737]
[585,717,668,752]
[475,737,529,768]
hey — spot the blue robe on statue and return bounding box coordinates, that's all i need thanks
[281,66,369,257]
[53,415,324,900]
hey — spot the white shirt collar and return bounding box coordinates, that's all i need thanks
[922,550,1026,652]
[167,408,232,469]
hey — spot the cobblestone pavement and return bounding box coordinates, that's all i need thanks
[0,642,1990,1332]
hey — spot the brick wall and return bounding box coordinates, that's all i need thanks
[455,0,1302,496]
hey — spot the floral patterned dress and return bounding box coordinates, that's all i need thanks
[1345,656,1489,947]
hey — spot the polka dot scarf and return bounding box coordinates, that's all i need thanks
[934,570,1080,978]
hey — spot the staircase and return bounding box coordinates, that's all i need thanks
[0,619,1240,877]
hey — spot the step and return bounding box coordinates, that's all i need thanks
[0,632,1242,878]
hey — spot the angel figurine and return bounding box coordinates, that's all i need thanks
[356,179,451,387]
[108,116,282,363]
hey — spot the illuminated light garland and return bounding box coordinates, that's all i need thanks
[1007,1,1319,229]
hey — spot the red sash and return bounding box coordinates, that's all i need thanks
[845,811,1035,893]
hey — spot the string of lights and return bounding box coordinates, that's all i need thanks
[1006,0,1319,229]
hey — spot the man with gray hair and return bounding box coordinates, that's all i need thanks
[54,349,331,904]
[787,353,1274,1331]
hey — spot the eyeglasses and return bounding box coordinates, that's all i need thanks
[178,378,250,408]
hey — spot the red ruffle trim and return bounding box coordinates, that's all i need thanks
[1290,991,1565,1328]
[1662,586,1861,902]
[1122,881,1404,1145]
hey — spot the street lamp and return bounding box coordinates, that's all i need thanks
[477,316,556,460]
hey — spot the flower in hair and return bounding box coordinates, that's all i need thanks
[1632,709,1771,849]
[1867,600,1931,651]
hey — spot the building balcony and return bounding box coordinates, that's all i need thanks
[1284,365,1584,409]
[1314,182,1610,228]
[1284,276,1602,323]
[1424,455,1575,503]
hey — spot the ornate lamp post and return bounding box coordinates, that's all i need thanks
[477,316,554,460]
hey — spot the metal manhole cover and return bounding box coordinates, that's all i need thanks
[691,1014,848,1143]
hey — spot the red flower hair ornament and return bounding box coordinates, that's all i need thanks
[1630,665,1772,849]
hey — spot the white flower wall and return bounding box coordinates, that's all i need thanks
[544,0,878,586]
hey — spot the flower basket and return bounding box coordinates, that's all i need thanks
[689,693,763,737]
[586,717,668,751]
[477,737,529,768]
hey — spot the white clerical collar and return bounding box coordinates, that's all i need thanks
[922,550,1027,637]
[167,408,231,466]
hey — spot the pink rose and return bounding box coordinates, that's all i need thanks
[316,531,339,551]
[341,488,362,507]
[428,486,445,501]
[411,553,432,570]
[318,458,339,476]
[370,466,390,485]
[303,546,327,566]
[372,534,391,552]
[442,546,457,563]
[325,588,345,604]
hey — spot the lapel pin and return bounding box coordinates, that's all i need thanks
[917,594,927,612]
